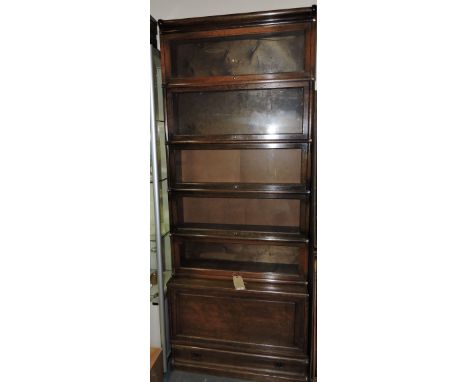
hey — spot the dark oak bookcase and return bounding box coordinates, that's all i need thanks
[159,6,317,381]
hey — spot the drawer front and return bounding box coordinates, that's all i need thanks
[161,23,311,80]
[169,285,308,356]
[173,345,308,382]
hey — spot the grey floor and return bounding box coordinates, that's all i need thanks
[163,366,248,382]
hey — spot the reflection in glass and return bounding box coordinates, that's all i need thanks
[174,88,304,136]
[180,241,302,275]
[170,31,305,77]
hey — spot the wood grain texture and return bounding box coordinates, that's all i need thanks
[168,277,308,357]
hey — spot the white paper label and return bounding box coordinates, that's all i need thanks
[233,275,246,290]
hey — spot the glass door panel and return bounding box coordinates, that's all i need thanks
[175,148,302,184]
[169,30,305,78]
[171,87,305,137]
[178,241,303,276]
[180,197,301,231]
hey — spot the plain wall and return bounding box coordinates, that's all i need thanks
[151,0,317,21]
[151,0,316,50]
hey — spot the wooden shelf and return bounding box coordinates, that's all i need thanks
[171,184,309,195]
[173,227,309,244]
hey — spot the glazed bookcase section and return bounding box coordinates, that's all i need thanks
[160,6,316,382]
[169,143,310,192]
[170,192,309,236]
[171,235,308,281]
[159,13,315,84]
[165,82,311,142]
[169,28,305,78]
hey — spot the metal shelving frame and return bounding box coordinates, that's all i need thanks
[150,27,169,370]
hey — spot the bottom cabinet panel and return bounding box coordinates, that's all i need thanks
[169,277,308,357]
[173,345,309,382]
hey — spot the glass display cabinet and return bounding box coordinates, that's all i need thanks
[150,23,171,370]
[150,46,172,281]
[159,6,317,382]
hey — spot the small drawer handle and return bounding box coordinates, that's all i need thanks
[274,361,284,369]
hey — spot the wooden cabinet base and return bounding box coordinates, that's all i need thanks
[172,345,309,382]
[168,277,309,381]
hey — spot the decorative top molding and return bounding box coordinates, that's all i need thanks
[158,6,316,35]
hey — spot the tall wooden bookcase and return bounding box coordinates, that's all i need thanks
[158,6,317,381]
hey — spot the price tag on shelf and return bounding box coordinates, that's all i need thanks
[233,275,246,290]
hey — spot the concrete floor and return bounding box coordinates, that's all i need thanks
[163,367,248,382]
